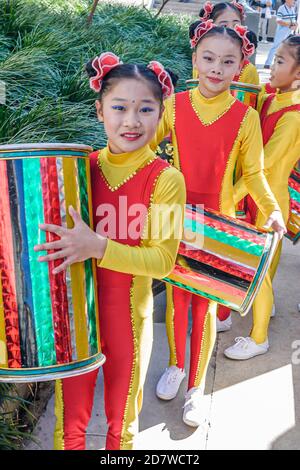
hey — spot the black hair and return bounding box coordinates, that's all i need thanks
[85,61,178,103]
[199,2,244,23]
[189,21,243,56]
[282,35,300,66]
[246,30,258,51]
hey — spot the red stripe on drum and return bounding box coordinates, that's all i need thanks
[40,158,72,364]
[185,207,265,246]
[172,265,245,300]
[0,161,22,368]
[179,244,255,282]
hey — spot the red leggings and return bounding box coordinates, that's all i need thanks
[166,285,217,390]
[54,278,152,450]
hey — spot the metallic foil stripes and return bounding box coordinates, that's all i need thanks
[0,144,104,382]
[164,205,278,316]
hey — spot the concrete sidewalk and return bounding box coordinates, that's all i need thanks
[26,238,300,450]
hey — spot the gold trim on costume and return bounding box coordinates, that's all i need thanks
[189,90,235,127]
[54,380,65,450]
[97,151,157,192]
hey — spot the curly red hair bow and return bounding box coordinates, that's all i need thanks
[89,52,123,93]
[231,1,246,21]
[201,1,214,21]
[190,20,216,49]
[234,24,255,57]
[147,61,174,100]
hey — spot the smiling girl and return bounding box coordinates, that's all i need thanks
[153,20,285,427]
[193,1,260,85]
[35,53,185,450]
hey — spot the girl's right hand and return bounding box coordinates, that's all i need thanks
[263,210,287,240]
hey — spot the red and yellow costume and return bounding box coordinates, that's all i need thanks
[193,59,259,85]
[152,87,279,390]
[233,90,300,343]
[53,145,186,450]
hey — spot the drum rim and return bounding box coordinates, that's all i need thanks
[0,143,94,152]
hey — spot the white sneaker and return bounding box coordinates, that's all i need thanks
[156,366,186,400]
[271,304,276,318]
[183,386,204,427]
[216,314,232,332]
[224,336,269,360]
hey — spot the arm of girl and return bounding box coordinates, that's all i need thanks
[98,168,186,279]
[238,107,286,238]
[233,112,300,203]
[35,169,186,278]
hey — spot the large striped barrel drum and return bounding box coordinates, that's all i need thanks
[164,205,278,316]
[0,143,105,382]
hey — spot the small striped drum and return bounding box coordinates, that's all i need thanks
[0,144,105,382]
[286,167,300,244]
[164,205,278,316]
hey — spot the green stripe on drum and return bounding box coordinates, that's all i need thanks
[77,158,98,356]
[23,158,56,366]
[289,186,300,204]
[184,218,264,257]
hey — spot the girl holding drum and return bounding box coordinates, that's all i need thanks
[193,1,260,86]
[153,19,286,428]
[224,35,300,360]
[35,53,186,450]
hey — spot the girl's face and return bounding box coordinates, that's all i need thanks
[193,35,243,98]
[96,79,162,154]
[214,9,242,29]
[270,44,300,92]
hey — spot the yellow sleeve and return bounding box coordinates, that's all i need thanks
[98,167,186,279]
[263,112,300,175]
[237,107,280,218]
[149,95,174,151]
[240,63,260,86]
[234,111,300,204]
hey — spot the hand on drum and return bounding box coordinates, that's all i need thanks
[34,206,107,274]
[264,210,287,240]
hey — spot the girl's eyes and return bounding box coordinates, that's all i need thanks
[111,105,154,113]
[203,56,235,65]
[111,105,126,111]
[140,107,154,113]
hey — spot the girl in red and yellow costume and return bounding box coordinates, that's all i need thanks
[193,1,260,86]
[153,20,286,427]
[35,53,186,450]
[224,35,300,360]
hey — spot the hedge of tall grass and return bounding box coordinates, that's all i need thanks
[0,0,193,148]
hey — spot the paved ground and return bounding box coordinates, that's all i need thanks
[25,41,300,451]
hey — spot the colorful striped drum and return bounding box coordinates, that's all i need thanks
[286,167,300,244]
[230,81,261,109]
[164,206,278,316]
[185,79,261,109]
[0,143,105,382]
